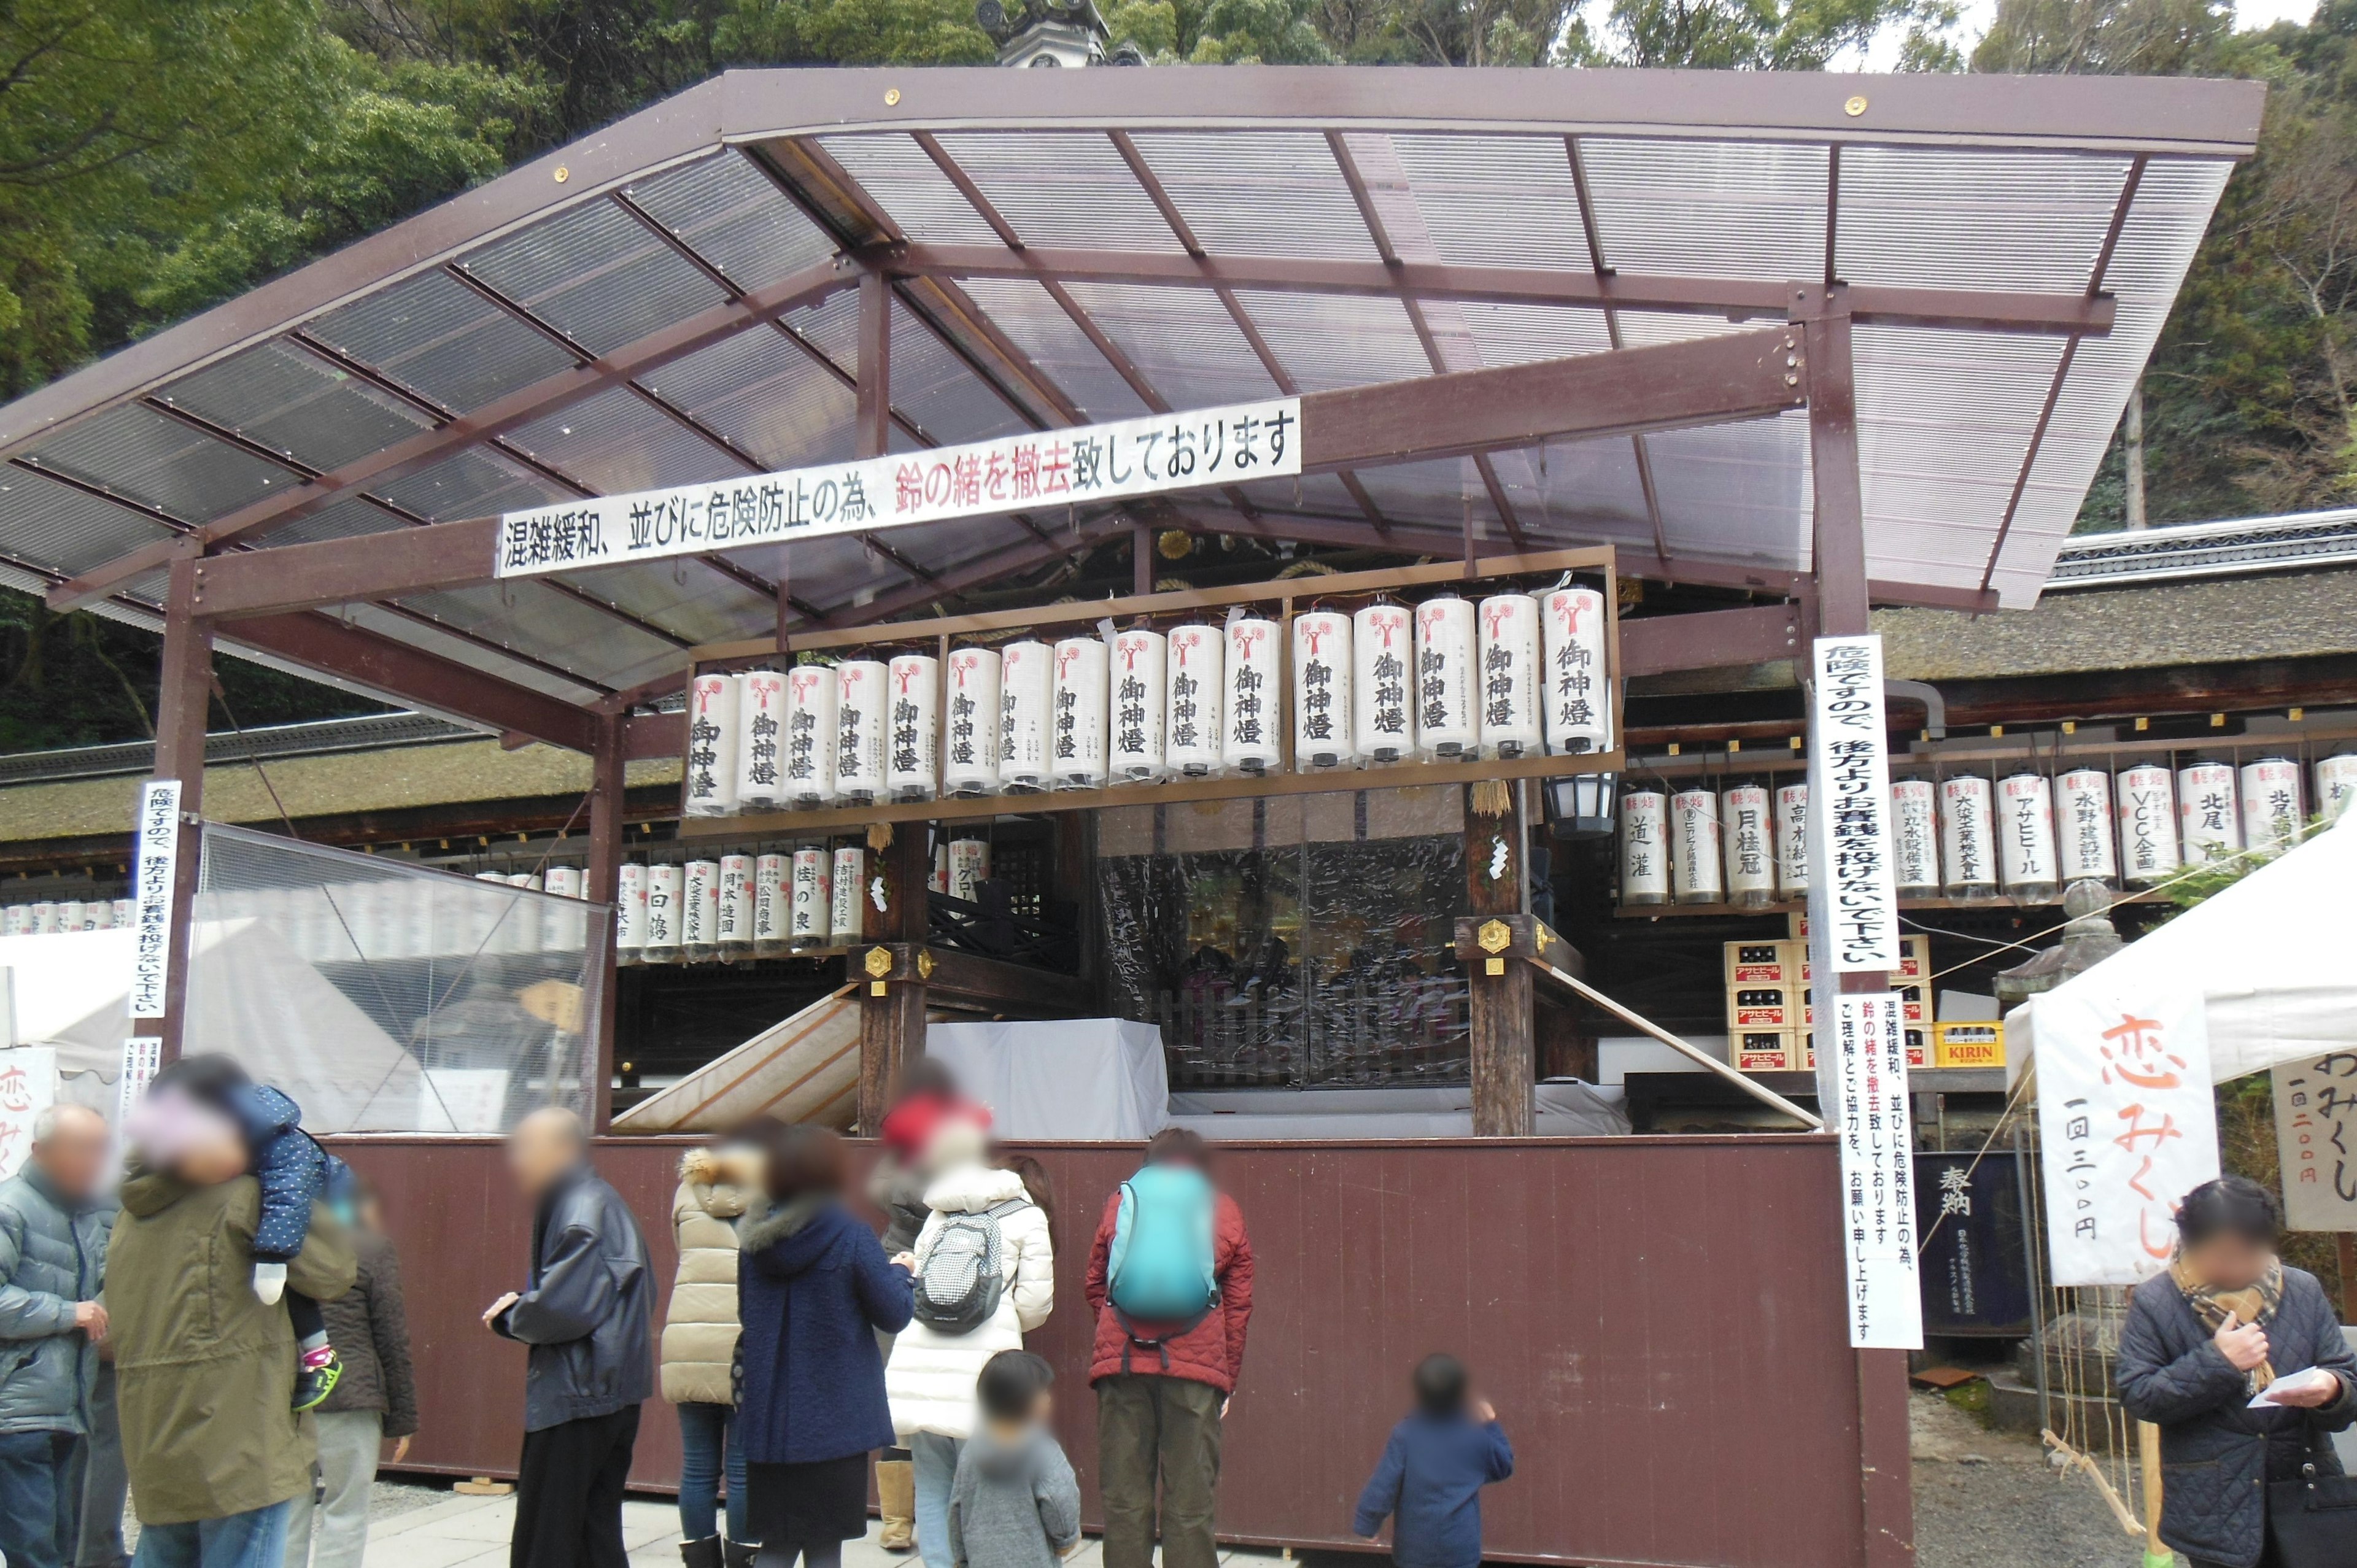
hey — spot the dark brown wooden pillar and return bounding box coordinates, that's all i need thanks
[586,708,626,1132]
[145,549,213,1067]
[857,824,931,1134]
[856,271,892,460]
[1466,780,1533,1137]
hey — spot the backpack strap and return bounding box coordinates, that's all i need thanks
[1113,1305,1213,1376]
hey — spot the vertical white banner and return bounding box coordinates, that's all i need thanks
[1809,637,1900,971]
[2034,975,2219,1285]
[128,780,182,1019]
[117,1037,161,1127]
[0,1046,57,1181]
[1832,994,1922,1349]
[2274,1052,2357,1233]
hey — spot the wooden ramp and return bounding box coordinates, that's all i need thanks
[612,984,861,1133]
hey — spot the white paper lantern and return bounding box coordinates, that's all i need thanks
[1619,789,1669,906]
[931,842,950,895]
[1670,787,1724,905]
[1541,587,1612,755]
[87,900,115,932]
[1291,611,1353,772]
[683,859,721,961]
[830,847,865,945]
[1940,776,1997,898]
[1109,630,1167,784]
[2239,757,2303,855]
[719,854,754,959]
[1722,784,1775,908]
[1997,773,2059,902]
[835,660,889,806]
[1164,625,1225,778]
[1414,597,1477,762]
[754,853,788,958]
[735,671,787,811]
[642,863,683,963]
[1223,617,1282,775]
[683,673,742,818]
[2116,764,2179,885]
[2178,762,2240,863]
[0,907,20,937]
[111,898,134,930]
[790,849,830,951]
[545,866,582,900]
[614,864,647,964]
[1350,604,1414,764]
[2320,753,2357,823]
[1476,593,1544,760]
[1775,782,1810,898]
[998,639,1052,793]
[1052,636,1110,789]
[887,655,940,803]
[59,900,85,935]
[2054,768,2119,887]
[942,647,1002,798]
[948,839,992,903]
[783,666,839,808]
[1890,778,1940,897]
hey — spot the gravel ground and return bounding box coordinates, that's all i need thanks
[1910,1389,2180,1568]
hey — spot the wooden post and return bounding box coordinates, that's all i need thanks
[2338,1233,2356,1320]
[585,708,626,1132]
[1466,779,1533,1137]
[857,271,892,461]
[2138,1421,2167,1566]
[146,548,214,1067]
[857,824,931,1134]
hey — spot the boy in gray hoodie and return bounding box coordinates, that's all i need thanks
[948,1352,1083,1568]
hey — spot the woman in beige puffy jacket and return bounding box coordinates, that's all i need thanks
[663,1144,762,1568]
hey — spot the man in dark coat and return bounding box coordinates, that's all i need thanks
[482,1108,653,1568]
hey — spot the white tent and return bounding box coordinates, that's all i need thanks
[2007,806,2357,1088]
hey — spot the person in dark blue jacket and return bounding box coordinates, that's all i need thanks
[1353,1354,1514,1568]
[738,1122,916,1568]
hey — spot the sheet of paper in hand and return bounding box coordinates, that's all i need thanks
[2249,1366,2340,1408]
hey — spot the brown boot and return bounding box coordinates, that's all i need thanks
[876,1457,916,1551]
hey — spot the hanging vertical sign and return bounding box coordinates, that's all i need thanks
[117,1037,161,1128]
[1808,637,1900,971]
[128,780,182,1019]
[1832,993,1923,1348]
[2034,974,2219,1285]
[2274,1053,2357,1232]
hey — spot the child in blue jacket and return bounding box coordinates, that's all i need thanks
[1353,1354,1514,1568]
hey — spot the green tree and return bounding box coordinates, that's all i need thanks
[1102,0,1330,61]
[1573,0,1962,68]
[714,0,995,64]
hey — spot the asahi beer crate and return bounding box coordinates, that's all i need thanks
[1895,932,1931,983]
[1935,1021,2006,1070]
[1897,983,1928,1025]
[1734,1030,1798,1072]
[1727,984,1810,1030]
[1722,940,1806,986]
[1904,1027,1930,1070]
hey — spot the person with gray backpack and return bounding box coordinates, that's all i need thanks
[884,1118,1055,1568]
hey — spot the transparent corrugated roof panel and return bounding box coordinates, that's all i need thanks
[28,403,290,525]
[190,824,607,1133]
[1576,137,1827,282]
[954,277,1153,423]
[308,269,579,415]
[1126,133,1385,264]
[0,465,179,576]
[1649,410,1811,569]
[1382,133,1595,274]
[459,198,730,358]
[1061,283,1281,409]
[624,152,840,290]
[506,385,752,496]
[888,298,1031,445]
[816,133,1008,244]
[1835,147,2132,293]
[160,341,433,474]
[931,132,1189,254]
[1226,290,1428,392]
[648,329,860,471]
[335,601,611,705]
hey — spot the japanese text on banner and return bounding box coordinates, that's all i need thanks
[1810,636,1901,971]
[0,1047,56,1181]
[492,398,1303,581]
[2274,1052,2357,1233]
[2034,975,2218,1286]
[1833,992,1923,1349]
[127,780,180,1019]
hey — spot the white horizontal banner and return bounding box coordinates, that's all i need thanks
[493,396,1304,579]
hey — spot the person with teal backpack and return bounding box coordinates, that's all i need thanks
[1082,1130,1255,1568]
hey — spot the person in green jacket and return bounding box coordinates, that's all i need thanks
[108,1073,355,1568]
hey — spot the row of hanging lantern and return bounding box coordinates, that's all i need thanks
[0,897,134,935]
[1619,752,2357,908]
[165,874,598,962]
[678,584,1615,817]
[611,835,996,965]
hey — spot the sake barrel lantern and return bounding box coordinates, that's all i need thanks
[2054,768,2118,888]
[1619,787,1670,907]
[1721,782,1775,909]
[2177,762,2239,863]
[1940,775,1997,900]
[2117,764,2180,885]
[1890,777,1940,898]
[1775,782,1810,900]
[1996,773,2059,903]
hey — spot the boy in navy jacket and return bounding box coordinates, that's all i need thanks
[1353,1354,1514,1568]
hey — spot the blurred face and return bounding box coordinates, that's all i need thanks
[2184,1230,2274,1292]
[31,1106,109,1202]
[173,1126,250,1187]
[506,1108,586,1198]
[1030,1388,1055,1426]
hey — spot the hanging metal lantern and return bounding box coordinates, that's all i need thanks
[887,655,940,803]
[718,854,754,959]
[642,863,683,964]
[1110,628,1167,784]
[998,639,1053,793]
[2116,763,2179,885]
[1670,786,1724,905]
[790,848,831,951]
[1940,775,1997,899]
[684,673,742,818]
[1889,777,1939,898]
[2177,762,2239,863]
[942,647,1001,798]
[736,670,786,812]
[2320,752,2357,824]
[830,846,867,946]
[1164,625,1225,778]
[1997,773,2059,903]
[835,660,889,806]
[683,859,720,962]
[1476,593,1543,760]
[1722,782,1775,908]
[2240,757,2303,854]
[1541,771,1618,837]
[1619,787,1670,906]
[1223,616,1282,775]
[1291,610,1353,772]
[2055,768,2119,888]
[1414,596,1477,762]
[1776,781,1809,899]
[948,838,992,903]
[754,852,788,958]
[784,665,839,808]
[1053,636,1111,789]
[1351,603,1414,765]
[1541,586,1611,755]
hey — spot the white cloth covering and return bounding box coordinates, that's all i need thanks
[923,1019,1168,1141]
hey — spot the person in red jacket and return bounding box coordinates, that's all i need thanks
[1082,1128,1254,1568]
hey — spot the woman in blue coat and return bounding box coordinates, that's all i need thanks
[737,1124,915,1568]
